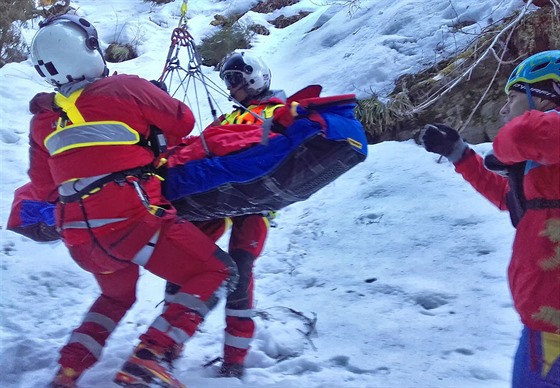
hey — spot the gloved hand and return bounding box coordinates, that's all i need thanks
[270,103,298,133]
[421,124,468,163]
[10,223,60,242]
[483,149,510,177]
[149,79,168,94]
[263,210,278,228]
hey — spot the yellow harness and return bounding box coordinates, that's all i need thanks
[221,103,283,125]
[44,89,141,156]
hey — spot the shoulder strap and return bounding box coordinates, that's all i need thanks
[506,162,527,228]
[54,89,85,124]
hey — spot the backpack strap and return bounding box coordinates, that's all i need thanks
[525,199,560,210]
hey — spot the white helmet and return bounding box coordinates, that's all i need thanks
[31,14,108,87]
[219,51,271,97]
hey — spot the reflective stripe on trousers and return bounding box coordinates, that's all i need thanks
[148,289,215,344]
[131,230,160,267]
[224,332,253,350]
[67,312,119,360]
[224,308,254,350]
[61,218,128,229]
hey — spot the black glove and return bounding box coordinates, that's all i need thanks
[422,124,467,163]
[9,223,60,242]
[149,79,168,94]
[483,149,510,177]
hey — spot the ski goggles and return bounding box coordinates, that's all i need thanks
[222,72,245,89]
[39,14,100,51]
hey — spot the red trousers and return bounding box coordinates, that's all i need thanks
[200,214,269,365]
[165,213,269,365]
[59,213,237,373]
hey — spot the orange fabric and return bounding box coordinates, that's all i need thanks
[224,105,267,125]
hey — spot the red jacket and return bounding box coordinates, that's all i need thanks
[8,74,195,246]
[454,108,560,333]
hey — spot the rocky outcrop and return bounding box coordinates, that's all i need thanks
[251,0,300,14]
[358,5,559,144]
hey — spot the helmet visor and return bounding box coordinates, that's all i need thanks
[223,72,244,89]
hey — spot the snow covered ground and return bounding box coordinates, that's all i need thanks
[0,0,536,386]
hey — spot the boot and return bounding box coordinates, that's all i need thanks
[114,343,186,388]
[50,367,80,388]
[163,343,184,364]
[217,362,245,379]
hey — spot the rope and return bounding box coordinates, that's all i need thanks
[157,0,271,156]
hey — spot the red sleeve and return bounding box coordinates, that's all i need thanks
[453,149,509,211]
[91,75,196,147]
[28,111,59,201]
[130,77,195,146]
[7,111,59,233]
[493,109,560,165]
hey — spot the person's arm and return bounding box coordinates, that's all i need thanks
[453,149,509,210]
[422,124,509,210]
[7,109,60,241]
[127,77,196,147]
[27,111,59,199]
[493,110,560,165]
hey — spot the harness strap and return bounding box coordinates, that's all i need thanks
[525,198,560,210]
[54,89,85,124]
[222,103,283,125]
[59,165,155,203]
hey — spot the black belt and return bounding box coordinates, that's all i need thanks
[59,165,154,203]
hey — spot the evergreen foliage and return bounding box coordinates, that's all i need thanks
[0,0,35,68]
[197,18,253,67]
[105,42,138,63]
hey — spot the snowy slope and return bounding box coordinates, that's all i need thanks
[0,0,533,387]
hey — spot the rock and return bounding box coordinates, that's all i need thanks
[358,6,559,144]
[522,0,553,7]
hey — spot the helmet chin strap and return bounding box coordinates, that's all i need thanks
[524,83,536,110]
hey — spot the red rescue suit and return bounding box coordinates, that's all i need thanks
[165,95,284,366]
[453,108,560,334]
[9,74,237,375]
[209,97,283,365]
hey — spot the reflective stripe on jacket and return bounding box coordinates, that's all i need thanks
[17,74,195,243]
[45,89,142,156]
[45,121,141,156]
[221,103,283,125]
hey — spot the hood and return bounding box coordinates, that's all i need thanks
[29,92,56,114]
